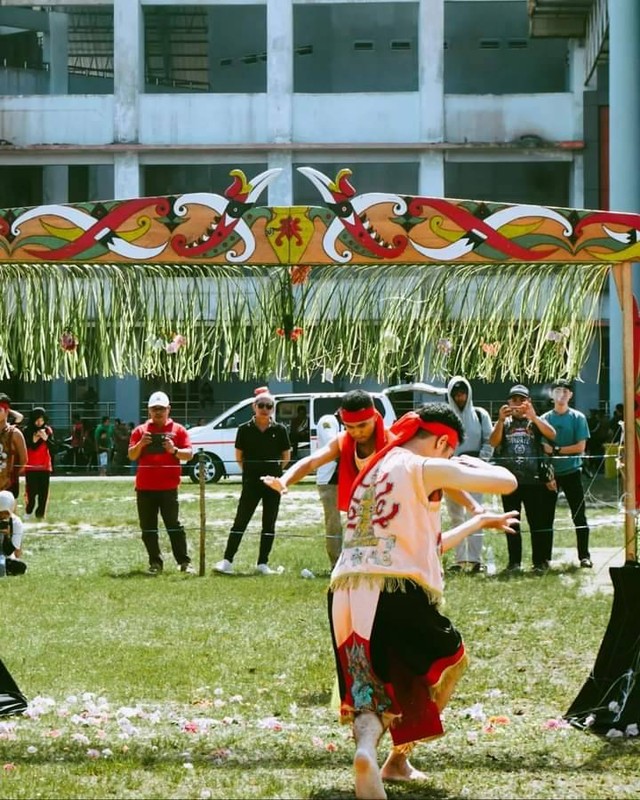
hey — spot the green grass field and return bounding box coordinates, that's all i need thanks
[0,474,638,799]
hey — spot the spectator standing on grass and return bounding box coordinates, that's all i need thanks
[322,404,518,799]
[23,407,56,520]
[70,413,84,468]
[444,376,494,574]
[0,489,27,575]
[0,393,27,502]
[541,378,592,569]
[128,391,195,576]
[608,403,624,443]
[489,385,557,574]
[214,388,291,576]
[112,418,131,474]
[315,409,343,568]
[94,415,114,476]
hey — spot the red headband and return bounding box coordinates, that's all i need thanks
[0,402,10,412]
[390,412,460,450]
[340,406,376,423]
[420,421,460,450]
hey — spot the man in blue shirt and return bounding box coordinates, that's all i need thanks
[541,379,592,568]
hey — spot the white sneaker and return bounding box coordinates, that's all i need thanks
[213,559,234,575]
[256,563,277,575]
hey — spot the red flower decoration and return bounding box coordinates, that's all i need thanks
[60,332,78,352]
[290,327,303,342]
[276,328,285,337]
[290,265,312,286]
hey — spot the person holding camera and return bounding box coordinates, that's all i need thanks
[0,490,27,575]
[24,406,56,520]
[128,391,195,576]
[489,385,557,574]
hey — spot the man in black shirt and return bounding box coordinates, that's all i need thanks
[214,389,291,575]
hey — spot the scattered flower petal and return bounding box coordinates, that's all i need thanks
[626,723,638,737]
[606,728,624,739]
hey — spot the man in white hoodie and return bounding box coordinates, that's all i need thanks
[445,376,494,573]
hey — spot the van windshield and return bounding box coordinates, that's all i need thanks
[214,403,254,429]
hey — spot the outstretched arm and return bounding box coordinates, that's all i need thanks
[262,436,341,493]
[442,509,519,553]
[425,455,517,497]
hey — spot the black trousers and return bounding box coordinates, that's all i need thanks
[25,471,51,518]
[501,482,556,567]
[136,488,190,567]
[553,469,591,561]
[224,474,281,565]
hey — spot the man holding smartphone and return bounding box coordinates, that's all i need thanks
[128,391,194,575]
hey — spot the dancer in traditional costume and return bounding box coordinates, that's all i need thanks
[306,403,517,799]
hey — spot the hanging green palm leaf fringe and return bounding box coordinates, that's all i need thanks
[0,261,609,384]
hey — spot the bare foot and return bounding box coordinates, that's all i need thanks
[354,748,387,800]
[380,753,428,783]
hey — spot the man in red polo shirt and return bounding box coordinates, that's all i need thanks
[128,391,194,575]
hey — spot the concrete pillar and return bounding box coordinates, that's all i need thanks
[113,0,143,143]
[608,0,640,409]
[44,11,68,94]
[114,152,141,200]
[417,0,444,195]
[267,0,293,145]
[268,152,293,205]
[568,40,585,208]
[42,166,69,204]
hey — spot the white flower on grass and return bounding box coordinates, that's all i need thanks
[213,688,223,696]
[625,723,638,737]
[118,718,139,736]
[25,696,56,719]
[65,696,78,705]
[101,749,112,758]
[606,728,624,738]
[229,695,243,704]
[213,699,225,708]
[86,748,101,759]
[183,762,194,770]
[461,703,486,722]
[71,733,91,745]
[116,706,143,719]
[289,702,298,716]
[466,731,478,744]
[26,746,38,754]
[200,791,212,799]
[258,717,283,731]
[485,689,502,698]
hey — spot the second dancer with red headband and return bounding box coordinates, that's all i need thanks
[262,390,391,512]
[262,389,484,527]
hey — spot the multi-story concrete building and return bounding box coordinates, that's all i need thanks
[0,0,626,430]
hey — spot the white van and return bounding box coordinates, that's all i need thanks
[185,382,447,483]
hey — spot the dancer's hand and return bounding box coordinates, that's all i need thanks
[261,475,288,494]
[476,510,519,534]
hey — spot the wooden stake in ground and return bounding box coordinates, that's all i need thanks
[198,448,206,576]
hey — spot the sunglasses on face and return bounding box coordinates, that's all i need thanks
[256,402,274,410]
